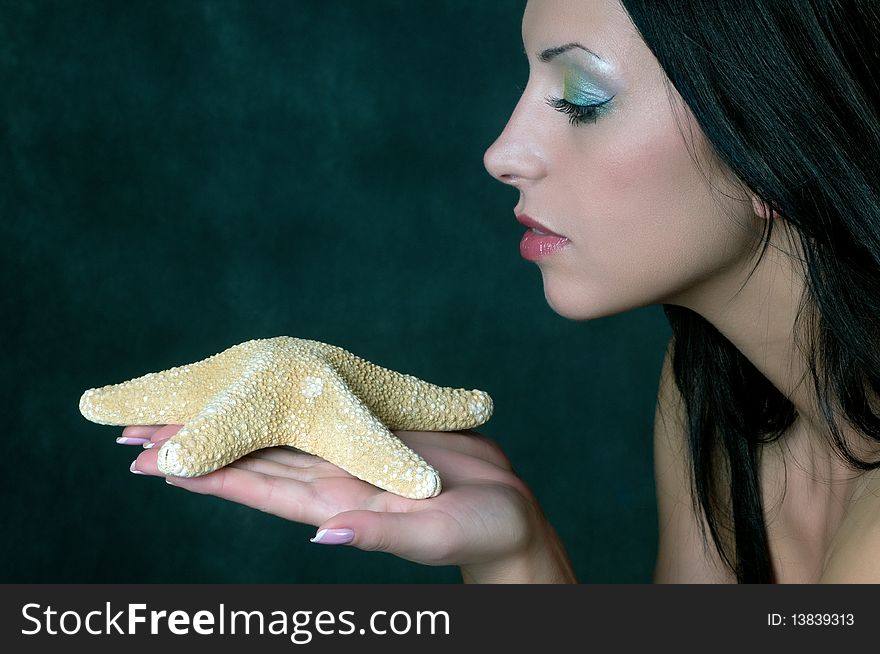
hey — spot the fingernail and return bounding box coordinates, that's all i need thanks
[117,437,150,446]
[129,460,144,475]
[143,442,157,449]
[165,478,178,486]
[310,528,354,545]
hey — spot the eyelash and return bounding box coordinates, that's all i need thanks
[544,95,613,126]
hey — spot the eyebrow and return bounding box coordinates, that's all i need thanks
[537,42,605,64]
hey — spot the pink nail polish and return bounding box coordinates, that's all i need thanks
[129,460,144,475]
[117,437,150,446]
[310,528,355,545]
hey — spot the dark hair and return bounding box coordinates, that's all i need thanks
[618,0,880,582]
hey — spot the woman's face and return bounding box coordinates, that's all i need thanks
[484,0,764,319]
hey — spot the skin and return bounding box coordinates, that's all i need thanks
[127,424,576,582]
[484,0,880,578]
[124,0,877,581]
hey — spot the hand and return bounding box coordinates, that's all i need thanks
[121,424,576,581]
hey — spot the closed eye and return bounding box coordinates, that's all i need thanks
[545,94,613,126]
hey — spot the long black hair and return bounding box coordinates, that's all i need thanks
[618,0,880,582]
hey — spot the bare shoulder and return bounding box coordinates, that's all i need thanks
[653,337,737,583]
[819,470,880,583]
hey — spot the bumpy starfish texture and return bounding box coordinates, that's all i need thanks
[79,336,493,499]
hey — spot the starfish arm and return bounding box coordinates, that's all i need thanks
[78,340,263,426]
[153,338,331,476]
[305,339,494,431]
[80,336,495,499]
[155,370,292,478]
[297,371,443,499]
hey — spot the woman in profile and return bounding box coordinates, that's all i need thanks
[124,0,880,583]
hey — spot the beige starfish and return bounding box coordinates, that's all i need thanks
[78,336,493,499]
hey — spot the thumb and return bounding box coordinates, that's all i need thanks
[310,509,458,565]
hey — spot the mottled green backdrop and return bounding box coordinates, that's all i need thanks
[1,0,669,582]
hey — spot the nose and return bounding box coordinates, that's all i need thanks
[482,94,547,189]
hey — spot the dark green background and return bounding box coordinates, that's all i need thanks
[2,0,669,583]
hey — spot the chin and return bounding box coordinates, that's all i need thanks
[540,274,657,321]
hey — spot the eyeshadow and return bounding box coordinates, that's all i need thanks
[563,68,613,104]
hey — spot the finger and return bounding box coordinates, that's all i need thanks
[237,445,322,469]
[163,466,332,526]
[148,424,184,442]
[227,449,344,484]
[130,435,173,469]
[313,508,463,565]
[394,430,513,471]
[116,435,151,446]
[121,425,165,439]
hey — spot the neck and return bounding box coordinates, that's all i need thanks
[667,221,878,488]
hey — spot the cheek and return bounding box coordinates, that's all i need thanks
[570,120,752,296]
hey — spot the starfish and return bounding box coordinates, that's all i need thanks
[78,336,493,499]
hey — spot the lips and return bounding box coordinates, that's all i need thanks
[515,213,565,237]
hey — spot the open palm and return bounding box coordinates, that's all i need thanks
[125,424,541,568]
